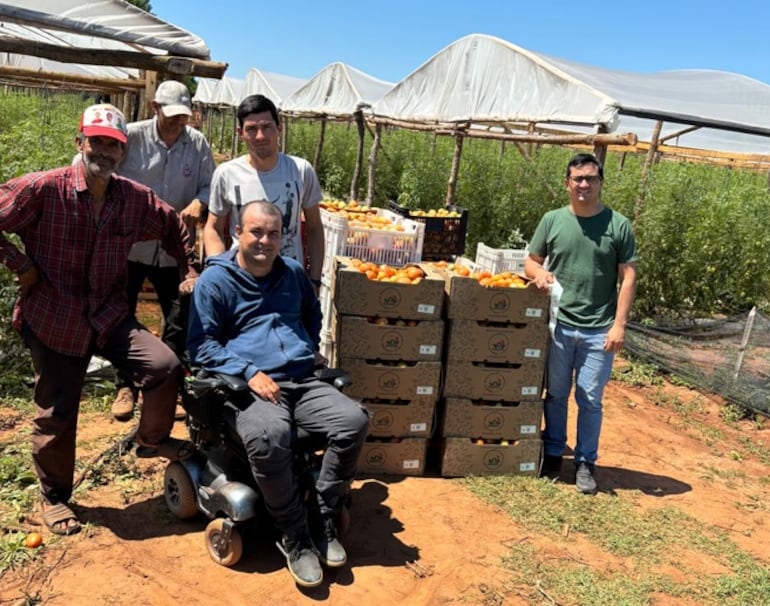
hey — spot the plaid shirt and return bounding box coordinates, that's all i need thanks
[0,165,196,357]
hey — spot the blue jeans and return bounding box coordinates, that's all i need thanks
[543,322,614,465]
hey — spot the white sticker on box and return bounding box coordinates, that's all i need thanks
[519,462,537,472]
[417,304,435,314]
[524,348,541,358]
[416,386,434,395]
[521,386,539,396]
[520,425,537,435]
[410,423,427,432]
[525,308,543,318]
[419,345,437,355]
[403,459,420,470]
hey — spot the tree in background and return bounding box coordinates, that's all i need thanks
[126,0,153,11]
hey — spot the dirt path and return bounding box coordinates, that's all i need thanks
[1,367,769,605]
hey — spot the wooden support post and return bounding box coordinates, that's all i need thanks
[218,108,226,155]
[313,117,327,172]
[142,71,158,120]
[231,109,238,158]
[280,114,288,153]
[350,110,366,202]
[367,123,382,205]
[635,119,663,221]
[734,307,757,379]
[592,124,608,165]
[445,131,465,207]
[527,122,535,156]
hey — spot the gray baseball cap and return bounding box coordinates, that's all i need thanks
[154,80,192,117]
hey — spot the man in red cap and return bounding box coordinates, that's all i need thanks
[0,103,199,536]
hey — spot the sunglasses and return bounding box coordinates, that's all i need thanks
[569,175,602,185]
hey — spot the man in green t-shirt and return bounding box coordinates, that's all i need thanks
[525,153,637,494]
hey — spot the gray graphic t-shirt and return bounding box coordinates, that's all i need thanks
[208,153,322,261]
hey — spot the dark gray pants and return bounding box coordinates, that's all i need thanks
[230,377,369,536]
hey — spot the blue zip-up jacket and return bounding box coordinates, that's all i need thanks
[187,249,321,381]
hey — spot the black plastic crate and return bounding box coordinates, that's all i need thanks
[388,200,469,261]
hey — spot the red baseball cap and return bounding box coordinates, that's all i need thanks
[80,103,128,143]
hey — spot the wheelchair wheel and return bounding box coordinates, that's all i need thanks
[205,518,243,567]
[164,461,198,520]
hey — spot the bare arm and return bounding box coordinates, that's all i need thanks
[303,205,325,282]
[604,262,637,352]
[203,212,229,258]
[524,254,554,289]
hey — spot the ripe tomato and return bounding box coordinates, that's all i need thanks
[25,532,43,548]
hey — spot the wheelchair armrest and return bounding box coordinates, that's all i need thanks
[187,369,249,398]
[314,367,352,391]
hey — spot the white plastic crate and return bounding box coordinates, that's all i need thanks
[321,208,425,276]
[318,276,333,339]
[475,242,528,274]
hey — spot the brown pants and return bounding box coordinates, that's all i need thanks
[24,317,181,505]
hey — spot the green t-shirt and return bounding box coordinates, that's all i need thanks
[529,206,637,328]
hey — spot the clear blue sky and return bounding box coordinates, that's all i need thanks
[153,0,770,86]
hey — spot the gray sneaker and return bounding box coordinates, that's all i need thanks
[575,462,598,494]
[313,515,347,568]
[277,532,323,588]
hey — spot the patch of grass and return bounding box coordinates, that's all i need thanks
[464,475,770,605]
[611,359,663,388]
[0,438,37,530]
[0,532,38,573]
[720,403,752,425]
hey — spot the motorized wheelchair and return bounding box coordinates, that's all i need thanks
[162,364,352,567]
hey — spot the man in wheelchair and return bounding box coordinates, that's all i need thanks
[187,200,369,588]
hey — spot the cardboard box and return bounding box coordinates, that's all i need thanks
[440,398,542,439]
[362,397,437,438]
[334,315,444,362]
[339,358,442,401]
[445,319,548,364]
[445,275,549,323]
[439,437,542,477]
[442,361,544,402]
[357,437,427,476]
[332,257,445,320]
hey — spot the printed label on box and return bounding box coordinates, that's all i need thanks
[520,425,538,435]
[525,308,543,318]
[410,423,427,432]
[416,386,434,396]
[419,344,437,355]
[521,386,539,396]
[519,462,537,472]
[524,348,542,358]
[417,304,436,314]
[403,459,420,469]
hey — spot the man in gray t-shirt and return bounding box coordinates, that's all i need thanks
[203,95,324,292]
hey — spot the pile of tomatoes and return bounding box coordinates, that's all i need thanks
[430,261,527,288]
[348,259,425,284]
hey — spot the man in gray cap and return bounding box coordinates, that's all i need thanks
[111,79,215,421]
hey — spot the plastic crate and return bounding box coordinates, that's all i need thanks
[475,242,528,274]
[321,208,425,275]
[387,200,468,261]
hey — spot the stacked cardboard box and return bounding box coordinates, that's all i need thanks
[330,257,447,476]
[438,263,550,477]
